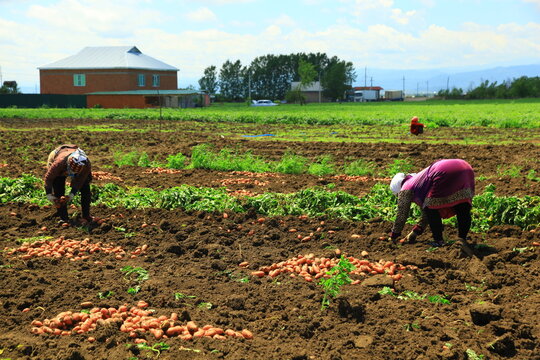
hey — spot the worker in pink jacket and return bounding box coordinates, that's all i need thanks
[388,159,475,256]
[44,144,92,223]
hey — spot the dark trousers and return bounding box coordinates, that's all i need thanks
[425,202,472,242]
[52,176,91,220]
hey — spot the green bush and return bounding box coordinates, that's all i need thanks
[274,152,307,174]
[190,144,215,169]
[308,155,335,176]
[114,151,140,167]
[166,153,187,169]
[137,152,151,167]
[385,157,415,177]
[343,159,376,176]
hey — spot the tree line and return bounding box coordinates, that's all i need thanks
[438,76,540,100]
[198,53,356,102]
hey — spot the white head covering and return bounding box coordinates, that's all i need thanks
[390,173,405,195]
[390,173,417,195]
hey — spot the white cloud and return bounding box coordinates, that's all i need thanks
[26,0,159,37]
[390,8,416,25]
[185,7,217,22]
[344,0,419,26]
[272,14,296,27]
[350,0,394,14]
[263,25,282,37]
[182,0,254,4]
[522,0,540,8]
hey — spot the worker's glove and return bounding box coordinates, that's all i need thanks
[388,232,400,242]
[46,194,58,203]
[406,225,423,243]
[406,231,417,243]
[66,193,75,203]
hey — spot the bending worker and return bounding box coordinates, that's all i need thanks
[44,144,93,223]
[410,116,425,135]
[388,159,475,256]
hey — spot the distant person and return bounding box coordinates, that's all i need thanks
[410,116,425,135]
[44,144,93,224]
[388,159,475,256]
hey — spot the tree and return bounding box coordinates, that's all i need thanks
[298,59,317,88]
[248,54,293,100]
[198,66,218,96]
[321,61,351,101]
[288,59,317,105]
[219,60,244,101]
[0,81,21,94]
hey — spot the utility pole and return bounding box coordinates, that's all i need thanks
[416,83,419,97]
[426,81,429,97]
[318,71,321,103]
[248,71,251,101]
[364,66,367,88]
[157,89,162,132]
[370,77,373,87]
[402,76,405,95]
[446,77,450,92]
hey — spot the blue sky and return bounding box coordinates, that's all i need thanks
[1,0,539,91]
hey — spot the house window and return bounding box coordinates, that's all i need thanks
[73,74,86,87]
[152,74,160,87]
[137,74,146,87]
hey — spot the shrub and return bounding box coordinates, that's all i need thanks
[137,152,151,167]
[166,153,187,169]
[114,151,140,167]
[385,157,414,177]
[274,152,307,174]
[343,159,376,176]
[308,155,335,176]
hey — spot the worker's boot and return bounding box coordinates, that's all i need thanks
[458,237,475,257]
[56,205,69,222]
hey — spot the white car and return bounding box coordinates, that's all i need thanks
[251,99,277,106]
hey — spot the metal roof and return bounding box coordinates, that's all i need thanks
[88,90,201,95]
[38,46,179,71]
[353,86,383,91]
[291,81,323,92]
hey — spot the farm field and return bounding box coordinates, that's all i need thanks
[0,113,539,360]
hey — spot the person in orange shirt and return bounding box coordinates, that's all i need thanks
[410,116,425,135]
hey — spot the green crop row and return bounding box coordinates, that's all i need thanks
[1,99,540,128]
[113,144,414,177]
[1,175,539,232]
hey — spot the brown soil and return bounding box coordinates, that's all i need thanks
[0,118,539,359]
[1,118,539,197]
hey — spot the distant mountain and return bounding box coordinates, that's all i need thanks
[355,64,540,95]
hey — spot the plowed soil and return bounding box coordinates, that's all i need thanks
[0,118,539,360]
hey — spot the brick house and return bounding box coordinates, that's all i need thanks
[38,46,178,95]
[37,46,209,108]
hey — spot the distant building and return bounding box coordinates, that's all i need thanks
[38,46,178,95]
[37,46,208,108]
[290,81,331,103]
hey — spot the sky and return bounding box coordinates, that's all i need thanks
[1,0,539,91]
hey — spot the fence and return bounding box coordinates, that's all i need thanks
[0,94,87,108]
